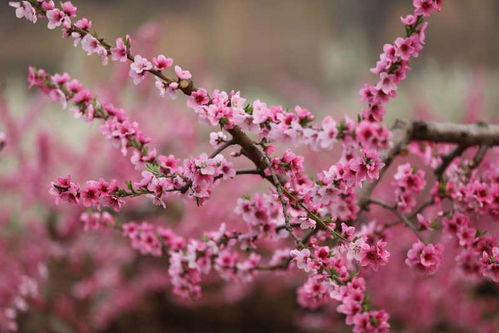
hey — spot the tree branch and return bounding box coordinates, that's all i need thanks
[411,121,499,146]
[209,140,234,158]
[434,145,467,181]
[358,120,499,210]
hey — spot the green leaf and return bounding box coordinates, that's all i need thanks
[145,163,161,176]
[244,104,253,115]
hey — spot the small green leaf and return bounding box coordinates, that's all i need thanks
[244,104,253,115]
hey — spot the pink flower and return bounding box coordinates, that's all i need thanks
[395,37,414,60]
[353,150,385,181]
[393,163,426,211]
[130,69,146,85]
[218,159,235,180]
[71,89,91,104]
[10,1,37,23]
[81,34,108,63]
[96,178,118,195]
[71,18,92,46]
[341,223,356,241]
[206,104,231,126]
[155,78,178,98]
[80,180,101,207]
[317,116,337,149]
[111,37,128,62]
[209,131,227,149]
[480,247,499,282]
[360,240,390,270]
[152,54,173,70]
[46,9,67,30]
[27,67,47,88]
[61,1,77,17]
[295,105,314,122]
[252,100,270,124]
[359,83,377,104]
[174,65,192,80]
[187,88,210,109]
[52,72,70,85]
[66,79,83,94]
[193,153,217,176]
[157,154,179,174]
[377,72,398,94]
[413,0,437,17]
[405,241,443,274]
[130,55,152,74]
[74,17,91,30]
[456,226,476,248]
[300,218,316,230]
[394,163,426,191]
[355,121,391,150]
[352,310,390,333]
[362,103,386,122]
[49,174,80,205]
[290,248,312,271]
[401,14,417,25]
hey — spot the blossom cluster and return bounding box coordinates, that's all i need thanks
[361,0,442,122]
[291,228,391,332]
[443,213,498,282]
[405,241,443,274]
[120,221,262,299]
[393,163,426,212]
[28,68,236,210]
[444,161,498,215]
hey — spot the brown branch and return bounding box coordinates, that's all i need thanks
[411,121,499,146]
[434,145,467,181]
[209,139,234,158]
[465,145,489,177]
[358,120,499,210]
[235,169,264,176]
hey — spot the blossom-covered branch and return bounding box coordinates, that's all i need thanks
[8,1,499,332]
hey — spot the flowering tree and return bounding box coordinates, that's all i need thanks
[2,0,498,332]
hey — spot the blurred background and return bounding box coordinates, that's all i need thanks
[1,1,498,332]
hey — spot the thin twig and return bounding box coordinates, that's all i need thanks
[434,145,467,181]
[209,140,235,158]
[368,198,427,244]
[464,144,489,179]
[260,152,302,246]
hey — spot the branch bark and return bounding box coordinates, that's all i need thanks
[411,121,499,146]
